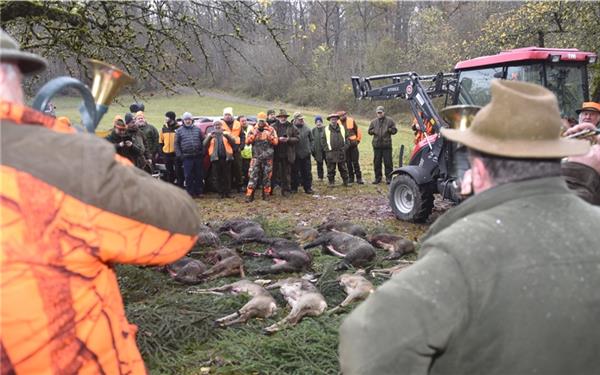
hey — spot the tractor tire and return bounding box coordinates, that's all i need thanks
[389,174,434,223]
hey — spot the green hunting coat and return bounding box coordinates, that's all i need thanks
[340,177,600,375]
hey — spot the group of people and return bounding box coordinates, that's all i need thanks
[2,27,600,375]
[105,103,403,201]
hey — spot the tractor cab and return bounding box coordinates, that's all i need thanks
[454,47,597,120]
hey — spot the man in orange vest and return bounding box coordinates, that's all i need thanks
[204,121,236,198]
[339,111,364,184]
[220,107,244,192]
[0,28,201,374]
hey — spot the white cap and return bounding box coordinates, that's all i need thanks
[223,107,233,116]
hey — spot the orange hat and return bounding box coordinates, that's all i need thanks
[576,102,600,114]
[257,112,267,121]
[55,116,72,127]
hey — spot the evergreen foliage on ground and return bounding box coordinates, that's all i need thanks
[119,217,421,374]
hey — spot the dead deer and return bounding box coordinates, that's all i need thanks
[247,238,312,275]
[218,219,266,244]
[263,278,327,334]
[328,270,374,314]
[367,233,415,260]
[370,260,415,278]
[188,280,278,327]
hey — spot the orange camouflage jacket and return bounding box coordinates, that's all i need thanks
[0,102,201,374]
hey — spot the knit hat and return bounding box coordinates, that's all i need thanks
[182,112,193,120]
[315,115,323,123]
[130,103,145,113]
[257,112,267,121]
[124,112,134,124]
[165,111,176,121]
[223,107,233,116]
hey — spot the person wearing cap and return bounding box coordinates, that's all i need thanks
[160,111,183,185]
[339,110,364,185]
[311,115,326,180]
[176,111,205,198]
[105,115,144,165]
[322,113,351,186]
[125,111,151,171]
[291,112,315,194]
[245,112,279,202]
[339,80,600,374]
[272,109,300,196]
[267,109,277,126]
[368,105,397,184]
[135,110,159,166]
[561,101,600,204]
[0,28,202,374]
[204,120,236,198]
[219,107,244,192]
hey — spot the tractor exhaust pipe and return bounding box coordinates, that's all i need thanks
[398,144,404,167]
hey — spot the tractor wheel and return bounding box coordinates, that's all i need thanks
[389,174,434,222]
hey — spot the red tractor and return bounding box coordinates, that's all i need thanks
[352,47,597,222]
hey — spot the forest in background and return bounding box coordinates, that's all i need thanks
[2,1,599,117]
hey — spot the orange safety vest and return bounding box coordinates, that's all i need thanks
[342,117,362,142]
[208,134,234,157]
[220,120,242,145]
[412,116,435,145]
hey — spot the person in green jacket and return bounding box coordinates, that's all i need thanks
[339,80,600,375]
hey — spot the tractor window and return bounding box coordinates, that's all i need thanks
[457,67,503,106]
[545,64,585,119]
[506,64,543,84]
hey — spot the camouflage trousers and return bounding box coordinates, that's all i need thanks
[247,158,274,193]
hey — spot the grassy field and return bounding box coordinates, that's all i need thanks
[52,92,443,374]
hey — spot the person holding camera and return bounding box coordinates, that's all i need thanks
[105,115,144,165]
[245,112,279,202]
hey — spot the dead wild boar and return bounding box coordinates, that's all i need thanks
[218,219,266,244]
[304,232,376,270]
[367,233,415,260]
[189,280,278,327]
[248,238,312,275]
[263,278,327,334]
[316,221,367,238]
[197,224,221,247]
[328,271,374,314]
[201,247,245,281]
[166,257,208,284]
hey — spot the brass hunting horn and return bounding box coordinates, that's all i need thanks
[32,59,134,133]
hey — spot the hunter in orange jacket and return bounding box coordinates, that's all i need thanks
[0,29,201,374]
[338,111,364,184]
